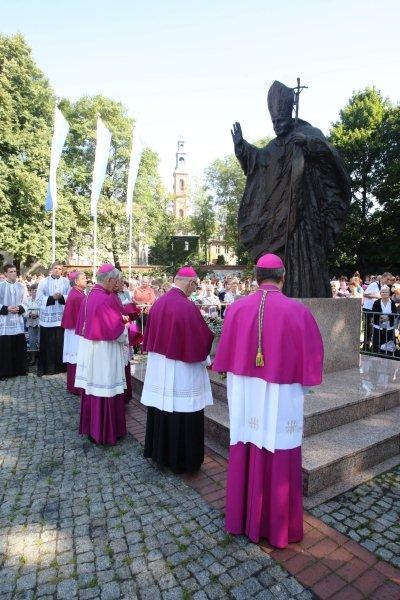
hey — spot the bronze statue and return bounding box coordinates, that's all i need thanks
[232,79,351,298]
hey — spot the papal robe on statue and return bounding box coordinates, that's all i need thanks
[75,278,127,445]
[141,267,214,473]
[36,275,70,375]
[235,80,351,298]
[213,254,323,548]
[0,280,28,379]
[61,275,86,395]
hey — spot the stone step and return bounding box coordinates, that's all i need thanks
[210,357,400,437]
[131,356,400,504]
[304,386,400,437]
[302,406,400,497]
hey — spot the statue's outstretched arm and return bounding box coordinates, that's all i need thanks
[231,122,259,175]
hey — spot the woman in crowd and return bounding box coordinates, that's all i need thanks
[371,286,398,354]
[348,278,363,299]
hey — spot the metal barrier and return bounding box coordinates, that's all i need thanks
[361,310,399,360]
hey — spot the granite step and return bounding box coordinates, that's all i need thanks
[210,357,400,437]
[302,406,400,497]
[131,356,400,504]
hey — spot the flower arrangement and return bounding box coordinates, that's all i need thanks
[203,315,223,336]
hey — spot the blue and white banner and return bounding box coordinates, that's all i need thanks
[45,107,70,212]
[90,116,112,218]
[126,125,144,219]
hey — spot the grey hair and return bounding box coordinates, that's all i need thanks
[174,275,195,284]
[70,271,86,287]
[50,261,63,269]
[96,268,123,284]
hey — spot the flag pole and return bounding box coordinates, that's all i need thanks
[128,212,133,281]
[52,206,56,263]
[93,213,98,279]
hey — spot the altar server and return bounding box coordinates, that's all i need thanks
[0,264,28,379]
[36,262,70,376]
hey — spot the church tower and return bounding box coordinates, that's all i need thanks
[173,138,189,219]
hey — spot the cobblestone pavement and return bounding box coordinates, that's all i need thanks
[0,374,314,600]
[310,466,400,569]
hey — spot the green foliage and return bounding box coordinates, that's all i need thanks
[204,138,270,262]
[60,95,170,267]
[328,88,399,270]
[330,88,390,217]
[204,154,245,259]
[0,33,170,269]
[190,181,216,263]
[0,33,54,265]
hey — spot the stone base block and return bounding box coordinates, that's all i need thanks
[298,298,361,373]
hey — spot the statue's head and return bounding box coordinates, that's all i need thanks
[267,81,294,137]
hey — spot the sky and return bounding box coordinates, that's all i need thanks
[2,0,400,189]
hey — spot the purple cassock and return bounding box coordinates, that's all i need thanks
[213,283,323,548]
[61,287,85,395]
[75,284,127,445]
[141,286,214,473]
[143,287,213,362]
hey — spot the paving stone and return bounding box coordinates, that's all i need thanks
[310,462,400,570]
[0,373,310,600]
[100,581,121,599]
[57,578,78,598]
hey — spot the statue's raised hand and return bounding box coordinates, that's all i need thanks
[231,122,243,145]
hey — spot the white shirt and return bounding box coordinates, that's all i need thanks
[363,282,380,310]
[26,297,40,327]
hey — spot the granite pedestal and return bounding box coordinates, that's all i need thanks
[298,298,362,373]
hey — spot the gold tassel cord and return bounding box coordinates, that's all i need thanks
[256,290,268,367]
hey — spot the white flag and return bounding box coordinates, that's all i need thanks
[45,107,70,212]
[90,116,112,217]
[126,126,144,219]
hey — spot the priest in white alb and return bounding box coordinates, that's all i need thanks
[0,264,28,380]
[36,261,70,376]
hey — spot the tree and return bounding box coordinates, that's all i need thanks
[328,89,398,270]
[205,154,245,260]
[191,182,216,263]
[205,138,270,263]
[60,96,170,268]
[330,88,390,218]
[0,33,54,268]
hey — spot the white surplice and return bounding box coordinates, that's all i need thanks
[227,373,306,453]
[141,351,213,413]
[75,330,128,397]
[0,281,28,335]
[36,276,70,327]
[63,329,80,363]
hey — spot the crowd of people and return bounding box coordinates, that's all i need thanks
[1,257,399,551]
[1,266,400,366]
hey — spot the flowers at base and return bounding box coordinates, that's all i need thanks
[202,315,223,336]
